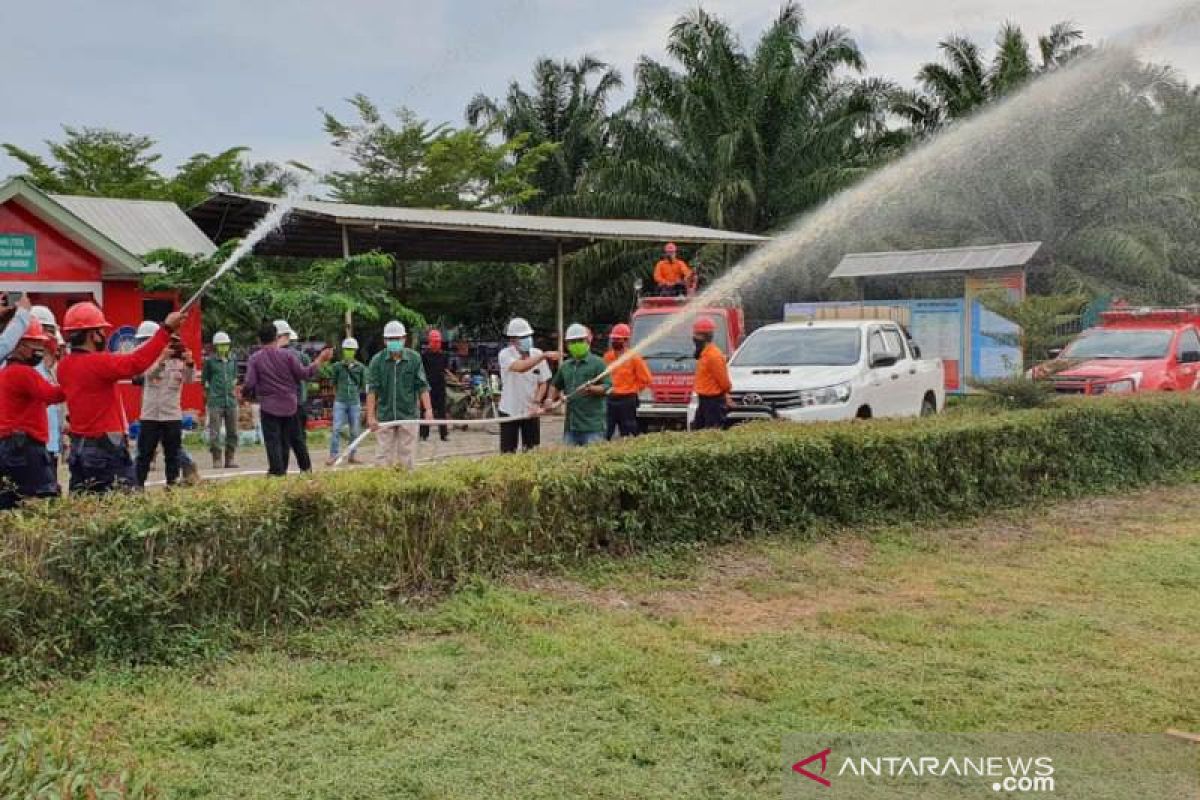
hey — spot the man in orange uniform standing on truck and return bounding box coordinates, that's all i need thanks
[603,323,652,440]
[653,243,693,296]
[57,301,184,495]
[0,318,65,509]
[691,317,732,430]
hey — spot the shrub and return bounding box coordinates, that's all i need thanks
[3,395,1200,671]
[968,375,1058,409]
[0,730,156,798]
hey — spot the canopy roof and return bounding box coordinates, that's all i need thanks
[187,193,768,263]
[830,242,1043,279]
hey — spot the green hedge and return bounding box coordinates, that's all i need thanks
[3,395,1199,671]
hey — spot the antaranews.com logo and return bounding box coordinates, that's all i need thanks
[791,747,1055,793]
[783,733,1198,799]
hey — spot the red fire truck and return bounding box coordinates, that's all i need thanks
[1037,307,1200,394]
[629,296,746,430]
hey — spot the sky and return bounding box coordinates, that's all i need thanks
[1,0,1196,179]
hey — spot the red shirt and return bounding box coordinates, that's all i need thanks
[0,363,67,444]
[58,328,170,437]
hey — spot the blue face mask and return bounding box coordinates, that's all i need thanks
[517,336,533,353]
[386,340,404,354]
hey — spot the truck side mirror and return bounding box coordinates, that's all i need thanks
[1047,347,1063,360]
[870,354,898,369]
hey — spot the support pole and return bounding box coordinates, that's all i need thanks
[556,241,564,360]
[341,225,353,340]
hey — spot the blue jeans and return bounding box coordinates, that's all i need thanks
[330,401,362,458]
[562,430,605,447]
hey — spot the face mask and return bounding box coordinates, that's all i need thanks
[92,331,106,350]
[611,340,626,352]
[568,341,590,360]
[216,345,231,358]
[386,340,404,354]
[517,336,533,353]
[12,351,43,368]
[693,338,707,358]
[343,349,357,361]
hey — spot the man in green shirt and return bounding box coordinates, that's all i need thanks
[327,336,367,466]
[366,320,433,469]
[546,323,611,447]
[201,331,239,469]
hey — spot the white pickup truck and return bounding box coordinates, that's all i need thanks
[710,320,945,424]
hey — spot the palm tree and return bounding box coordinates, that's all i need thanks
[467,56,622,212]
[554,3,891,319]
[574,3,886,234]
[904,21,1086,129]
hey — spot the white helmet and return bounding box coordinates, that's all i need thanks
[273,319,296,340]
[135,320,161,339]
[30,305,57,330]
[342,337,359,350]
[505,317,534,338]
[565,322,590,341]
[383,320,406,339]
[212,331,231,346]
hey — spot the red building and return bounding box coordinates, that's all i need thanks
[0,177,213,419]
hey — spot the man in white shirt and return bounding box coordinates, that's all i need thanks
[497,316,552,453]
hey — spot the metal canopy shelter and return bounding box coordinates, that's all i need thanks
[830,242,1043,280]
[188,192,768,343]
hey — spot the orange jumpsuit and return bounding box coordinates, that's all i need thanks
[653,257,692,288]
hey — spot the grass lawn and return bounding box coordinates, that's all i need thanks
[2,485,1199,798]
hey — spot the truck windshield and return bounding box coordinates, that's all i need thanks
[1062,329,1173,360]
[630,313,728,361]
[731,327,861,367]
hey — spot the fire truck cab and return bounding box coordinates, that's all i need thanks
[1040,307,1200,395]
[629,295,746,430]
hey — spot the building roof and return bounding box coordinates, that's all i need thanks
[0,177,216,280]
[830,242,1043,279]
[51,194,216,258]
[187,193,768,262]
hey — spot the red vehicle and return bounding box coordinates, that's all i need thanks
[1038,307,1200,394]
[629,296,746,430]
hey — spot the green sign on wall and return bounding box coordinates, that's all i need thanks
[0,234,36,273]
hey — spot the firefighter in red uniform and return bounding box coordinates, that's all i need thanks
[57,302,184,494]
[0,318,66,509]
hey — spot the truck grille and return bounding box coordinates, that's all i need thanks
[654,387,692,404]
[1051,377,1097,395]
[729,390,806,410]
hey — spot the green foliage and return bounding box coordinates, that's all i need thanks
[468,56,623,212]
[143,247,424,344]
[2,127,301,205]
[0,730,155,798]
[967,375,1057,409]
[4,396,1200,672]
[978,290,1088,363]
[322,94,556,211]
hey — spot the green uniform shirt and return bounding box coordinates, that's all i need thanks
[201,356,238,409]
[333,360,366,405]
[296,349,312,403]
[551,353,611,434]
[367,349,430,422]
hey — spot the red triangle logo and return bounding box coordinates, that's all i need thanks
[792,748,832,787]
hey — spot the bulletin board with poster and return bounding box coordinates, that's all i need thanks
[964,269,1025,380]
[783,300,965,392]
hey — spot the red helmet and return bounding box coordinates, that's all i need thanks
[19,317,46,343]
[610,323,632,340]
[693,317,716,335]
[61,301,112,333]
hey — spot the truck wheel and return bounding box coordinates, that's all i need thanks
[920,393,937,417]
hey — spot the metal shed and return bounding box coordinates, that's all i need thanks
[187,192,768,342]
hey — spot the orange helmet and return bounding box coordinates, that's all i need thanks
[693,317,716,335]
[19,317,46,343]
[61,301,112,333]
[610,323,631,340]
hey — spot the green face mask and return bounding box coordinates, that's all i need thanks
[567,341,590,360]
[342,349,357,361]
[216,345,230,358]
